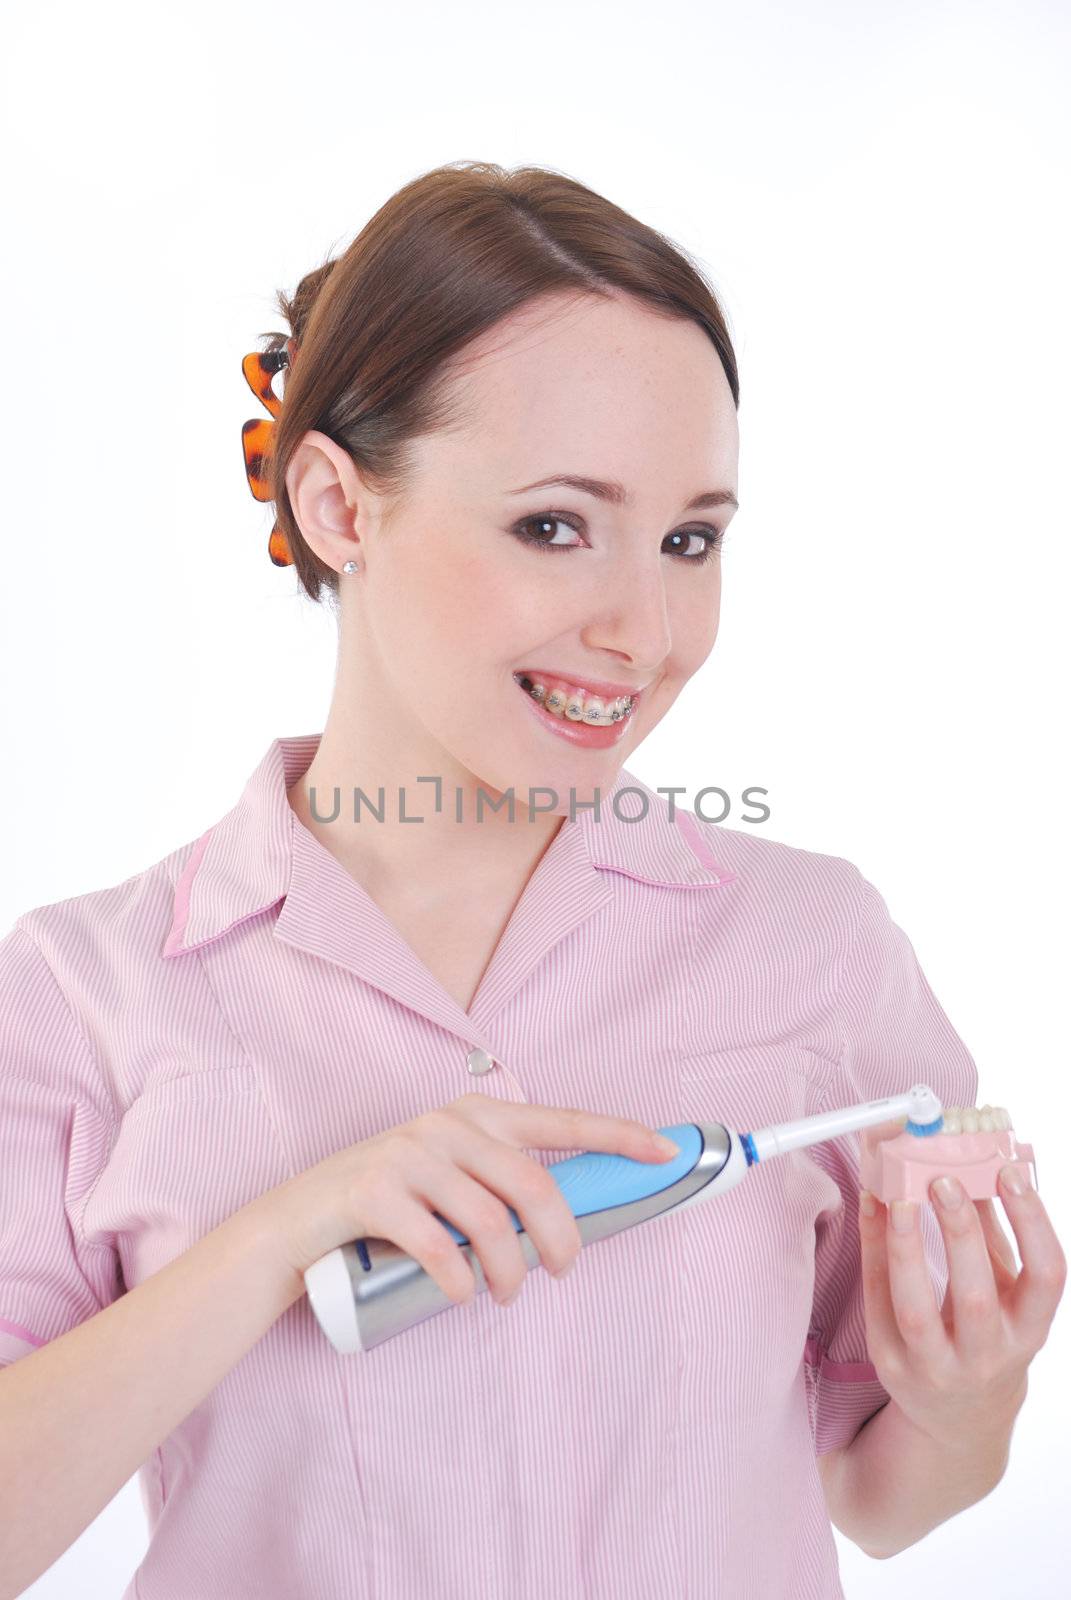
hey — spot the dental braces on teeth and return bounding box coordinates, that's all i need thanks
[514,673,636,726]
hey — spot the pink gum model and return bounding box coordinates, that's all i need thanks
[859,1122,1037,1206]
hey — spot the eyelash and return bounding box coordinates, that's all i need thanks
[509,511,725,564]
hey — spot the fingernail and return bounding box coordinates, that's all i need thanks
[501,1286,522,1306]
[859,1189,878,1219]
[932,1176,963,1210]
[653,1134,680,1157]
[1001,1163,1028,1195]
[890,1199,917,1233]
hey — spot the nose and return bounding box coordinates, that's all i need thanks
[579,552,674,676]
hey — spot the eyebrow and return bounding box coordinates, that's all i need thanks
[508,473,738,513]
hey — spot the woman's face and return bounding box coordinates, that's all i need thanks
[296,289,739,817]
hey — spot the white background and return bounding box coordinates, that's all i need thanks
[1,0,1068,1594]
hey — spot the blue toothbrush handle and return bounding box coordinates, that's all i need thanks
[306,1118,746,1353]
[430,1122,704,1246]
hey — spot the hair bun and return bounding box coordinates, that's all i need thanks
[277,258,338,345]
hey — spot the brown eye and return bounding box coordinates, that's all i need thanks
[510,514,584,552]
[665,528,724,562]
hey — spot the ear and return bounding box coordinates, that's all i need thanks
[284,430,368,572]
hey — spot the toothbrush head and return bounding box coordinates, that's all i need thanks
[859,1102,1035,1206]
[905,1082,944,1136]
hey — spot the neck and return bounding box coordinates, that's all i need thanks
[286,715,567,909]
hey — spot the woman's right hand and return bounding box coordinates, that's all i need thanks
[250,1091,680,1309]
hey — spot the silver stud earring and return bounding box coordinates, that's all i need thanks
[342,560,360,574]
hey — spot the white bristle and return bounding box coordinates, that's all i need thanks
[907,1084,943,1126]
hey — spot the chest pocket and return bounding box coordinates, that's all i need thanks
[672,1045,843,1389]
[85,1063,292,1290]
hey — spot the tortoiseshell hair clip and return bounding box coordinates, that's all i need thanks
[241,338,298,567]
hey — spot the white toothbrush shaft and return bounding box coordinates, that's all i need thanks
[748,1086,936,1162]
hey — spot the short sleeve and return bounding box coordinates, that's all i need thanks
[804,870,980,1453]
[0,924,124,1368]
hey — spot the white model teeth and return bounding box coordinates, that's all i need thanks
[939,1104,1011,1134]
[515,674,635,725]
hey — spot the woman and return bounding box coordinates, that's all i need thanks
[0,161,1063,1600]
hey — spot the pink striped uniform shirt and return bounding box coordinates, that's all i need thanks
[0,732,978,1597]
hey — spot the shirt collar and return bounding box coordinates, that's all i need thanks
[163,732,737,963]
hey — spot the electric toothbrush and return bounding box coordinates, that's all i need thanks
[303,1084,1035,1354]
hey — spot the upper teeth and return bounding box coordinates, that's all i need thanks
[939,1104,1012,1133]
[515,674,635,725]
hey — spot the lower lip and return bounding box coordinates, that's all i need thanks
[512,680,638,748]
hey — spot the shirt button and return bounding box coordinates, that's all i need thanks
[466,1047,495,1076]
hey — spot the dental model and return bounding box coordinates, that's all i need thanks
[858,1103,1036,1205]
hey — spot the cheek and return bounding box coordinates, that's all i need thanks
[381,541,499,645]
[427,545,563,661]
[424,537,516,607]
[377,547,523,717]
[669,577,721,670]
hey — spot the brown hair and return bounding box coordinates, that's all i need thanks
[258,160,740,604]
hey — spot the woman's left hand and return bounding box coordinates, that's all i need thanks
[857,1122,1068,1452]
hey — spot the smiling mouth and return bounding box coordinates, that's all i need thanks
[512,672,641,725]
